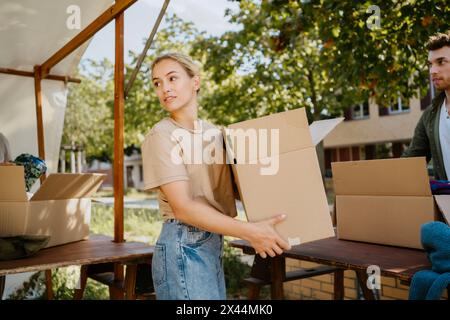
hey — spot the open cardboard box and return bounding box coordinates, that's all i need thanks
[223,107,343,246]
[332,157,450,249]
[0,166,105,247]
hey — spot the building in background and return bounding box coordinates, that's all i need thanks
[83,151,144,190]
[323,87,434,175]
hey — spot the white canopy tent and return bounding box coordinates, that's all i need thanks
[0,0,112,174]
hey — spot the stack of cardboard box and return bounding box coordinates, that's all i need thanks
[0,166,104,247]
[332,157,450,249]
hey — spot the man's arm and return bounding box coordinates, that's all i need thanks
[402,113,432,162]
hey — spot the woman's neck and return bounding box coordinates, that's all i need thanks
[170,101,199,130]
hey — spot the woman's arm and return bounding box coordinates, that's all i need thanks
[160,180,291,258]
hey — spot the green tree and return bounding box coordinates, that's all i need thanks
[299,0,450,106]
[190,0,359,124]
[191,0,450,122]
[63,59,114,162]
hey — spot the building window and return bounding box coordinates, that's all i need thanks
[352,102,369,119]
[388,95,410,114]
[379,94,410,116]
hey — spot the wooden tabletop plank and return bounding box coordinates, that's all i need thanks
[230,237,430,281]
[0,235,154,276]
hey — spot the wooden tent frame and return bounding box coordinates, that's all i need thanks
[0,0,170,298]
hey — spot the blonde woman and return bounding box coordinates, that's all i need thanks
[141,52,290,300]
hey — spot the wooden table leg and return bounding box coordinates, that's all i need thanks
[246,255,271,299]
[270,256,285,300]
[0,275,5,300]
[355,270,375,300]
[73,265,88,300]
[247,283,261,300]
[124,264,137,300]
[333,269,344,300]
[45,270,53,300]
[109,264,124,300]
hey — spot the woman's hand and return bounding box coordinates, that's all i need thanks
[244,214,291,259]
[160,181,291,259]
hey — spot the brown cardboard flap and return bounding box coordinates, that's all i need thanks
[30,173,105,201]
[225,108,312,162]
[434,195,450,225]
[332,157,431,196]
[0,166,27,201]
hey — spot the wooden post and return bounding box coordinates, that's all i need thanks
[114,7,125,244]
[34,66,53,299]
[33,65,46,183]
[112,5,125,296]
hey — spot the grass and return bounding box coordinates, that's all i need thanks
[90,204,163,245]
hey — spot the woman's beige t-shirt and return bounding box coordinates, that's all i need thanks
[141,117,237,220]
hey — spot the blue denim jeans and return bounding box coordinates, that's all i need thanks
[152,219,226,300]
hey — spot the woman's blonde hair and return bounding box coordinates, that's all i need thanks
[151,52,200,78]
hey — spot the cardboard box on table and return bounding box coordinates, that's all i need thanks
[223,107,343,246]
[332,157,450,249]
[0,166,105,247]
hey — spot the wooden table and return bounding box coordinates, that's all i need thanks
[230,237,433,300]
[0,235,154,299]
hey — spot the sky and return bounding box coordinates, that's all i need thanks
[82,0,241,64]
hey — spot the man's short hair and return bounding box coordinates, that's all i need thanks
[426,30,450,51]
